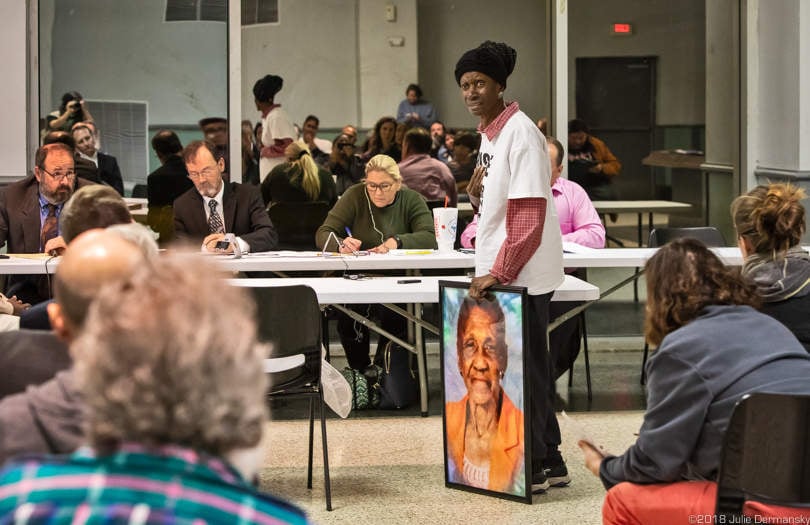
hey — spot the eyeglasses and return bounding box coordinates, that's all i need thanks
[365,181,394,193]
[40,167,76,182]
[187,166,219,181]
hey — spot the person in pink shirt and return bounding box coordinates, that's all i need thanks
[460,136,605,380]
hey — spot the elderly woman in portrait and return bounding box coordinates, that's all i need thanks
[315,154,435,372]
[445,295,525,494]
[0,254,308,524]
[261,141,337,208]
[579,239,810,525]
[731,182,810,351]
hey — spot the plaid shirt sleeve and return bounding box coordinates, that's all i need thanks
[490,197,547,285]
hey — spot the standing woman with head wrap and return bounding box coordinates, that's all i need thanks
[253,74,297,182]
[454,41,565,493]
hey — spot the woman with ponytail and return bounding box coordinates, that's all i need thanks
[732,182,810,351]
[261,141,337,208]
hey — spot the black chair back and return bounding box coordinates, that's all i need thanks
[268,201,331,251]
[648,226,726,247]
[131,184,147,198]
[715,393,810,519]
[249,284,322,392]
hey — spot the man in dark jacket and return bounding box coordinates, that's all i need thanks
[146,130,193,244]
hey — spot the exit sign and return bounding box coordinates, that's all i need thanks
[611,23,633,36]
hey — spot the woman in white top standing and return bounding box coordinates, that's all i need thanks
[253,75,297,182]
[455,40,566,494]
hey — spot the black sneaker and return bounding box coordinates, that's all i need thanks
[531,471,549,494]
[544,462,571,487]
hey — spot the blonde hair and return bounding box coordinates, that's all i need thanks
[364,154,402,182]
[285,141,321,201]
[731,183,806,256]
[73,253,267,456]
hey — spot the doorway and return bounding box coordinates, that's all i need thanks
[575,56,657,200]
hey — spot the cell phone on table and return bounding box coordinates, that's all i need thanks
[215,240,231,250]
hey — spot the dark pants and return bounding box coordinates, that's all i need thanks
[336,303,408,371]
[548,300,584,380]
[526,292,563,472]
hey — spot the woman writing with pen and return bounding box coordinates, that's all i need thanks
[315,154,435,374]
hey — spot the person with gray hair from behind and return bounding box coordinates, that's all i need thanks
[0,252,309,524]
[0,229,149,461]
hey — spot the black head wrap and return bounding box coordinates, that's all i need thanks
[253,74,284,102]
[454,41,517,88]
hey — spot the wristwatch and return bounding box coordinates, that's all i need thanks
[389,235,403,249]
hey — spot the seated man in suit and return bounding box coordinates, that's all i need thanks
[173,140,277,253]
[0,143,95,304]
[146,130,193,244]
[72,123,124,196]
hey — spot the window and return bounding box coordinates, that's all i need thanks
[165,0,227,22]
[242,0,279,26]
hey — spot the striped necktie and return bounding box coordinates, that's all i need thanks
[40,204,58,252]
[208,200,225,234]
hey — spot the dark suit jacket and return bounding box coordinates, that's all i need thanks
[97,152,124,196]
[0,175,94,303]
[74,156,99,183]
[147,155,193,207]
[172,181,278,252]
[0,330,71,400]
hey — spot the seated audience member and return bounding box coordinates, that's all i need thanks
[198,117,231,179]
[443,127,456,162]
[579,238,810,525]
[330,133,365,195]
[18,184,133,331]
[396,83,438,127]
[262,142,337,208]
[72,123,124,195]
[315,154,435,372]
[173,140,277,254]
[361,116,401,162]
[0,252,309,524]
[0,230,148,463]
[300,115,332,167]
[146,130,194,244]
[0,143,95,304]
[448,132,480,193]
[341,125,359,145]
[429,121,450,163]
[241,119,260,185]
[46,91,94,133]
[42,130,100,183]
[567,118,621,201]
[732,183,810,351]
[398,127,458,206]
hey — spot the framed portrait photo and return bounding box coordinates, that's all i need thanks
[439,280,532,503]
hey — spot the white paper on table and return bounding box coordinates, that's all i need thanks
[562,242,599,254]
[560,410,613,457]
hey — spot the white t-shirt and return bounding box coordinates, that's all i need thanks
[259,106,297,181]
[475,109,564,295]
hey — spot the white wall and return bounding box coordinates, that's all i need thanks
[241,0,417,131]
[0,1,29,182]
[568,0,705,125]
[43,0,227,126]
[417,0,548,130]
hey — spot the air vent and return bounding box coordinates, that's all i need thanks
[242,0,279,25]
[85,100,149,187]
[166,0,227,22]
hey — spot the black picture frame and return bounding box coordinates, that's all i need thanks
[439,280,532,503]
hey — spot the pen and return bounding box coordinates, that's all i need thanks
[345,226,353,237]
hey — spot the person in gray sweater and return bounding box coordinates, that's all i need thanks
[579,238,810,524]
[732,182,810,351]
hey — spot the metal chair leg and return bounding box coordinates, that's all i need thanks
[319,390,332,511]
[307,397,314,489]
[580,311,592,401]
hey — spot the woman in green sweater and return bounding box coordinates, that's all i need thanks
[315,154,436,371]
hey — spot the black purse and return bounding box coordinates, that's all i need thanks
[370,342,418,409]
